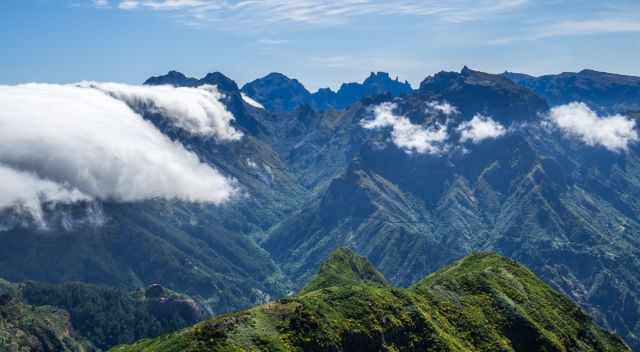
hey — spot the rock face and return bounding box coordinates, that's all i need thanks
[324,72,413,110]
[420,66,549,124]
[503,69,640,113]
[143,70,199,87]
[241,71,412,112]
[112,250,630,352]
[242,73,313,113]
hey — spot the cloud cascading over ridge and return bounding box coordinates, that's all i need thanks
[0,165,91,226]
[0,83,240,222]
[362,102,449,155]
[78,82,242,141]
[548,102,638,152]
[457,114,507,143]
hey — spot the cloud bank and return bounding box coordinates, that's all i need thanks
[362,102,448,154]
[0,83,239,223]
[78,82,242,141]
[457,114,507,143]
[548,102,638,152]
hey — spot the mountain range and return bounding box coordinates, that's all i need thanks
[503,69,640,114]
[3,66,640,351]
[240,71,412,112]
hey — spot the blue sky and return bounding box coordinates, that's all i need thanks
[1,0,639,91]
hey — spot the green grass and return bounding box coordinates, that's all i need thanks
[112,250,629,352]
[300,248,388,294]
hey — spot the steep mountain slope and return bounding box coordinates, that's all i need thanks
[112,250,629,352]
[0,279,92,352]
[0,72,307,315]
[262,68,640,350]
[503,69,640,113]
[4,66,640,351]
[299,248,388,294]
[241,73,312,113]
[0,280,205,351]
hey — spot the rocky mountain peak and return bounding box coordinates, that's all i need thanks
[199,72,239,93]
[241,73,312,112]
[143,70,199,87]
[419,67,549,123]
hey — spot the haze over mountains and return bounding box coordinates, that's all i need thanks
[2,65,640,351]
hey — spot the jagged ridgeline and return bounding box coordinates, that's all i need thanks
[112,250,629,352]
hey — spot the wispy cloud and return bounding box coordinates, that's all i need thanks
[118,0,139,10]
[258,38,289,45]
[93,0,110,8]
[490,18,640,45]
[102,0,529,27]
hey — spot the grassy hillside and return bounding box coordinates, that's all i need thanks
[112,250,628,352]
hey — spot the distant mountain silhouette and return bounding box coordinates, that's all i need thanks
[503,69,640,113]
[241,71,412,112]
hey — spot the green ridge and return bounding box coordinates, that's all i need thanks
[300,248,388,294]
[112,250,629,352]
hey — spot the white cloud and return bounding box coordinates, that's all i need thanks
[362,102,449,154]
[0,165,91,226]
[538,19,640,38]
[241,93,264,109]
[78,82,242,141]
[139,0,205,11]
[457,114,507,143]
[118,0,139,10]
[108,0,528,26]
[426,101,459,116]
[94,0,110,8]
[490,19,640,45]
[548,102,638,152]
[0,83,240,221]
